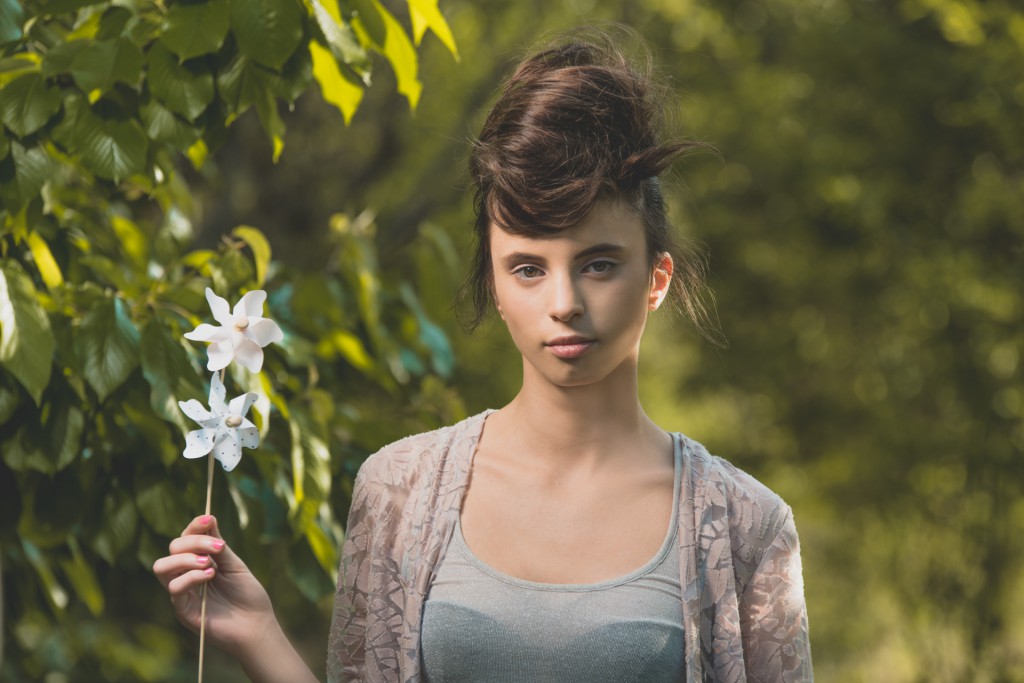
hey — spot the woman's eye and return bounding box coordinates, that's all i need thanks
[513,265,542,280]
[585,260,616,275]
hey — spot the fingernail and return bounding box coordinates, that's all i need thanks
[197,555,209,565]
[211,540,224,551]
[200,515,213,526]
[204,567,214,576]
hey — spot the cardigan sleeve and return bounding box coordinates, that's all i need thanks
[327,465,372,683]
[738,508,814,682]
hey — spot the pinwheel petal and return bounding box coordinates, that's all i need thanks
[179,399,214,424]
[237,425,260,450]
[208,372,228,413]
[234,290,267,319]
[234,339,264,373]
[228,391,258,419]
[183,428,215,459]
[183,323,227,343]
[206,288,233,326]
[213,430,242,472]
[246,318,283,347]
[206,341,234,372]
[244,317,282,348]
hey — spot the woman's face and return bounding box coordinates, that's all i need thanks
[489,200,672,389]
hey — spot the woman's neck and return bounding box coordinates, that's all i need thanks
[491,358,667,473]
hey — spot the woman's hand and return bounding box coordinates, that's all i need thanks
[152,515,275,660]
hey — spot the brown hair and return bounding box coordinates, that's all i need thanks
[461,28,721,343]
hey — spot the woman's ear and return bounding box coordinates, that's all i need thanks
[649,252,673,311]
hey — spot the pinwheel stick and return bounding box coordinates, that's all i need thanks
[197,368,224,683]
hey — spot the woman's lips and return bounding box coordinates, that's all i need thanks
[545,337,595,359]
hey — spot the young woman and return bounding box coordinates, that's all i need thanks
[154,32,813,683]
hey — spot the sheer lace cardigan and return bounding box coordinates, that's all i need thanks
[327,411,813,682]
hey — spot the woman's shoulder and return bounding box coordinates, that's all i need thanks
[354,410,491,488]
[677,433,790,515]
[676,433,798,585]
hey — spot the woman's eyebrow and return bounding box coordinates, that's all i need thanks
[501,251,545,268]
[575,243,626,259]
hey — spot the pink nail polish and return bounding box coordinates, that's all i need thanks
[200,515,213,526]
[197,555,209,565]
[211,540,224,550]
[204,567,214,576]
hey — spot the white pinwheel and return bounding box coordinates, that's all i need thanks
[178,373,259,472]
[184,288,283,372]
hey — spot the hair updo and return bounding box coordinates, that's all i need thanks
[462,29,720,342]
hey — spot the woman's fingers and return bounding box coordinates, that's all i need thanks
[167,566,216,597]
[153,553,214,589]
[168,533,225,557]
[181,514,216,537]
[168,516,248,572]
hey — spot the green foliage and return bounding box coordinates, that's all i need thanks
[0,0,460,679]
[202,0,1022,679]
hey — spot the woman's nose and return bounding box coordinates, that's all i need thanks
[548,272,585,321]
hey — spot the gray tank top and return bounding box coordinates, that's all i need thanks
[420,440,685,683]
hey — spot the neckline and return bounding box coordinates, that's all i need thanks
[453,432,682,593]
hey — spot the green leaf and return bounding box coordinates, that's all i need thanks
[253,82,285,161]
[74,295,140,402]
[18,471,82,548]
[0,132,7,159]
[331,329,373,371]
[294,497,337,575]
[0,74,62,138]
[146,42,214,121]
[160,0,230,60]
[110,215,148,269]
[286,534,334,601]
[309,0,369,73]
[69,37,144,94]
[0,55,41,90]
[26,231,63,291]
[40,40,89,78]
[21,539,68,610]
[0,371,18,424]
[229,0,304,71]
[12,394,85,473]
[58,538,104,616]
[0,0,24,45]
[0,140,54,211]
[40,0,108,14]
[351,0,420,108]
[2,427,49,472]
[215,52,265,116]
[310,41,362,124]
[95,6,132,41]
[135,477,191,538]
[407,0,459,60]
[232,225,272,286]
[0,259,54,405]
[52,95,148,181]
[139,97,198,149]
[261,42,312,104]
[140,318,202,428]
[90,490,137,564]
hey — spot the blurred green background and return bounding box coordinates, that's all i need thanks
[2,0,1022,680]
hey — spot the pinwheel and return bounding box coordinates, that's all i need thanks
[179,373,259,472]
[184,287,283,372]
